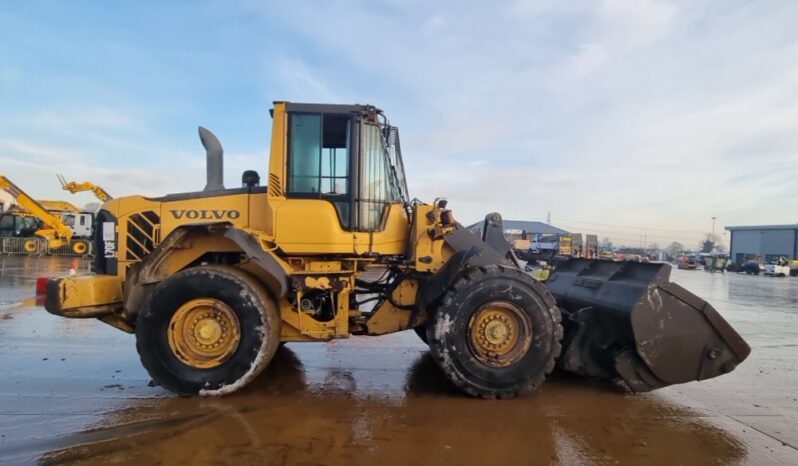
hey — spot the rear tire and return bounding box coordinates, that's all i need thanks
[136,265,281,396]
[427,265,562,399]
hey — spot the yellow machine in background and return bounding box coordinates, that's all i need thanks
[511,238,531,251]
[58,174,113,202]
[38,200,80,213]
[0,175,93,254]
[42,101,749,398]
[558,235,573,255]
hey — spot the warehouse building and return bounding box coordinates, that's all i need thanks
[725,224,798,264]
[467,220,569,242]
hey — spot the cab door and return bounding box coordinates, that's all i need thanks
[273,111,357,254]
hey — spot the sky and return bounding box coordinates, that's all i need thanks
[1,0,797,249]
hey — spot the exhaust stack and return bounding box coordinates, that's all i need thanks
[199,126,224,191]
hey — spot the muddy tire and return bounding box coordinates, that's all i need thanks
[414,326,428,345]
[136,265,281,396]
[426,265,562,399]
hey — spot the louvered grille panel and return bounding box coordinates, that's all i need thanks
[125,211,160,261]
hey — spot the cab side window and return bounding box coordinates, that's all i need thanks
[287,113,351,228]
[288,114,322,193]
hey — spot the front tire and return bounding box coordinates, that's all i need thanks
[136,265,281,396]
[427,265,562,399]
[23,239,39,254]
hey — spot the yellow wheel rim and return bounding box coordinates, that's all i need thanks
[72,241,87,255]
[23,239,38,253]
[168,298,241,369]
[468,301,532,368]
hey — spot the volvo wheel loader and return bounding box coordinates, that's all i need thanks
[42,102,750,398]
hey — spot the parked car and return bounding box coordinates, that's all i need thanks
[677,256,698,270]
[739,261,761,275]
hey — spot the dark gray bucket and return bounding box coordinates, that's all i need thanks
[544,259,750,391]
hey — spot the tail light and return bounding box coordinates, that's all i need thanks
[35,276,48,296]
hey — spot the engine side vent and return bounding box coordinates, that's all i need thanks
[268,173,282,196]
[126,210,160,261]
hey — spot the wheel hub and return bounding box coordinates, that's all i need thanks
[468,301,532,367]
[168,298,241,369]
[72,241,87,254]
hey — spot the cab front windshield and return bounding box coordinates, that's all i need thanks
[60,214,75,227]
[358,122,409,230]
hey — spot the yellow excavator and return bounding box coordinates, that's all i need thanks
[42,102,750,398]
[0,175,93,254]
[58,174,113,202]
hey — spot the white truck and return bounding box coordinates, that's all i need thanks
[763,258,790,277]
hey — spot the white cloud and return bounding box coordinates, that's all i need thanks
[27,108,143,132]
[595,0,677,49]
[275,58,347,103]
[275,0,796,245]
[4,1,798,248]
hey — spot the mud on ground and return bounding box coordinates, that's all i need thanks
[0,256,796,465]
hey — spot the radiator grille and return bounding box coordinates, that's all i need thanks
[125,210,160,261]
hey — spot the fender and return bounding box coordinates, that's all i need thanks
[123,223,290,323]
[223,228,290,299]
[410,214,513,325]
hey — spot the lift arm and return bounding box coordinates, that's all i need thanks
[58,174,113,202]
[0,174,73,244]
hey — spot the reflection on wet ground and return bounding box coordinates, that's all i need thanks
[1,257,797,465]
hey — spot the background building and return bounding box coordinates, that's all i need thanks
[726,224,798,264]
[467,220,569,242]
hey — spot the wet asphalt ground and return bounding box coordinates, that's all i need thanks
[0,256,797,465]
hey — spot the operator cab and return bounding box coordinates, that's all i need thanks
[0,213,41,237]
[60,212,93,238]
[280,103,409,232]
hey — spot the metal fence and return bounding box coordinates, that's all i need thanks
[1,237,93,257]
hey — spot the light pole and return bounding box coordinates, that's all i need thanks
[711,216,717,249]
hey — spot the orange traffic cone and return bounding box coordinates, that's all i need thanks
[69,259,78,276]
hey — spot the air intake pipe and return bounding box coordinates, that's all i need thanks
[199,126,224,191]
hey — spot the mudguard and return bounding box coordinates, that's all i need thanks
[545,259,750,391]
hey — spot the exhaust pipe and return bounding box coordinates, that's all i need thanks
[199,126,224,191]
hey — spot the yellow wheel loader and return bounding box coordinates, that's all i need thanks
[42,102,750,398]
